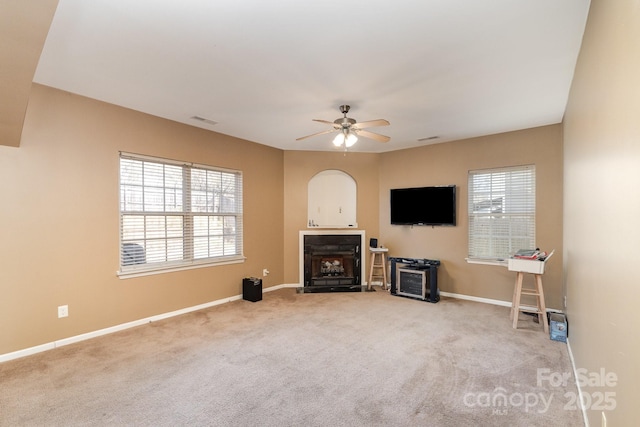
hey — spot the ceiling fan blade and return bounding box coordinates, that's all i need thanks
[355,129,390,143]
[296,128,338,141]
[312,119,341,129]
[352,119,390,130]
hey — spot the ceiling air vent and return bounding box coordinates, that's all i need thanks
[417,136,439,142]
[191,116,218,126]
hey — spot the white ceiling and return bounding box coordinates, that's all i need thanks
[34,0,590,153]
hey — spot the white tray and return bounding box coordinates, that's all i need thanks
[508,250,554,274]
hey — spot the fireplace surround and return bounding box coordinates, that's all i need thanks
[299,230,365,292]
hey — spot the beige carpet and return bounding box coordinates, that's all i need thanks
[0,288,583,426]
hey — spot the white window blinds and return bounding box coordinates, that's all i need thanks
[119,153,243,274]
[468,165,535,260]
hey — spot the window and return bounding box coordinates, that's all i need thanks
[119,153,243,276]
[468,165,535,260]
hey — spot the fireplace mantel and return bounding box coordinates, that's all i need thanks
[299,230,366,289]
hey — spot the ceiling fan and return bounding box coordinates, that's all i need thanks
[296,105,390,148]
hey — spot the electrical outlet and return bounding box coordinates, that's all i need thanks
[58,305,68,318]
[564,296,567,308]
[263,268,270,276]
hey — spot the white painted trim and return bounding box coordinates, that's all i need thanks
[275,283,301,289]
[0,284,279,364]
[0,343,56,362]
[440,291,511,307]
[440,291,563,313]
[465,257,508,267]
[118,257,246,279]
[1,285,563,364]
[566,339,589,427]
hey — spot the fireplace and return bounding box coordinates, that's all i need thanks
[299,231,364,292]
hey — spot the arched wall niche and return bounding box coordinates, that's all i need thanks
[307,169,357,228]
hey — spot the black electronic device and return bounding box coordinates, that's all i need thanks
[243,277,262,302]
[390,185,456,226]
[369,238,378,248]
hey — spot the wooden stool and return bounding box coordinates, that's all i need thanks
[368,247,388,290]
[510,272,549,333]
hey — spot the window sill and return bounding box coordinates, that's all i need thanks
[465,258,508,267]
[117,256,246,279]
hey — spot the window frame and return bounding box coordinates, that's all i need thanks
[467,164,536,263]
[118,152,244,278]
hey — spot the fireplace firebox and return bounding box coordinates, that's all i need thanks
[301,234,362,292]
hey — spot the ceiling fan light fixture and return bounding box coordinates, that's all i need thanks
[333,130,358,147]
[345,132,358,147]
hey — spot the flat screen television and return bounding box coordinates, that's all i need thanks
[390,185,456,226]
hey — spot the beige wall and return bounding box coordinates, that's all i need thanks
[563,0,640,424]
[6,4,639,422]
[2,89,565,356]
[379,125,564,308]
[281,124,564,309]
[283,151,381,284]
[0,84,284,355]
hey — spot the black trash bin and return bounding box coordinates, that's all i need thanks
[242,277,262,302]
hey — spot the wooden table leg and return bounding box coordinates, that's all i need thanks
[512,272,524,329]
[381,253,387,290]
[368,251,375,291]
[535,274,549,334]
[510,272,519,321]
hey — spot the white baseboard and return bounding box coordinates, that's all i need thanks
[270,283,300,289]
[1,284,285,364]
[440,291,562,313]
[440,291,512,307]
[566,339,589,427]
[0,285,562,364]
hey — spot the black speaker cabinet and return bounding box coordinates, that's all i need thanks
[242,277,262,302]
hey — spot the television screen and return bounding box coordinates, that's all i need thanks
[390,186,456,226]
